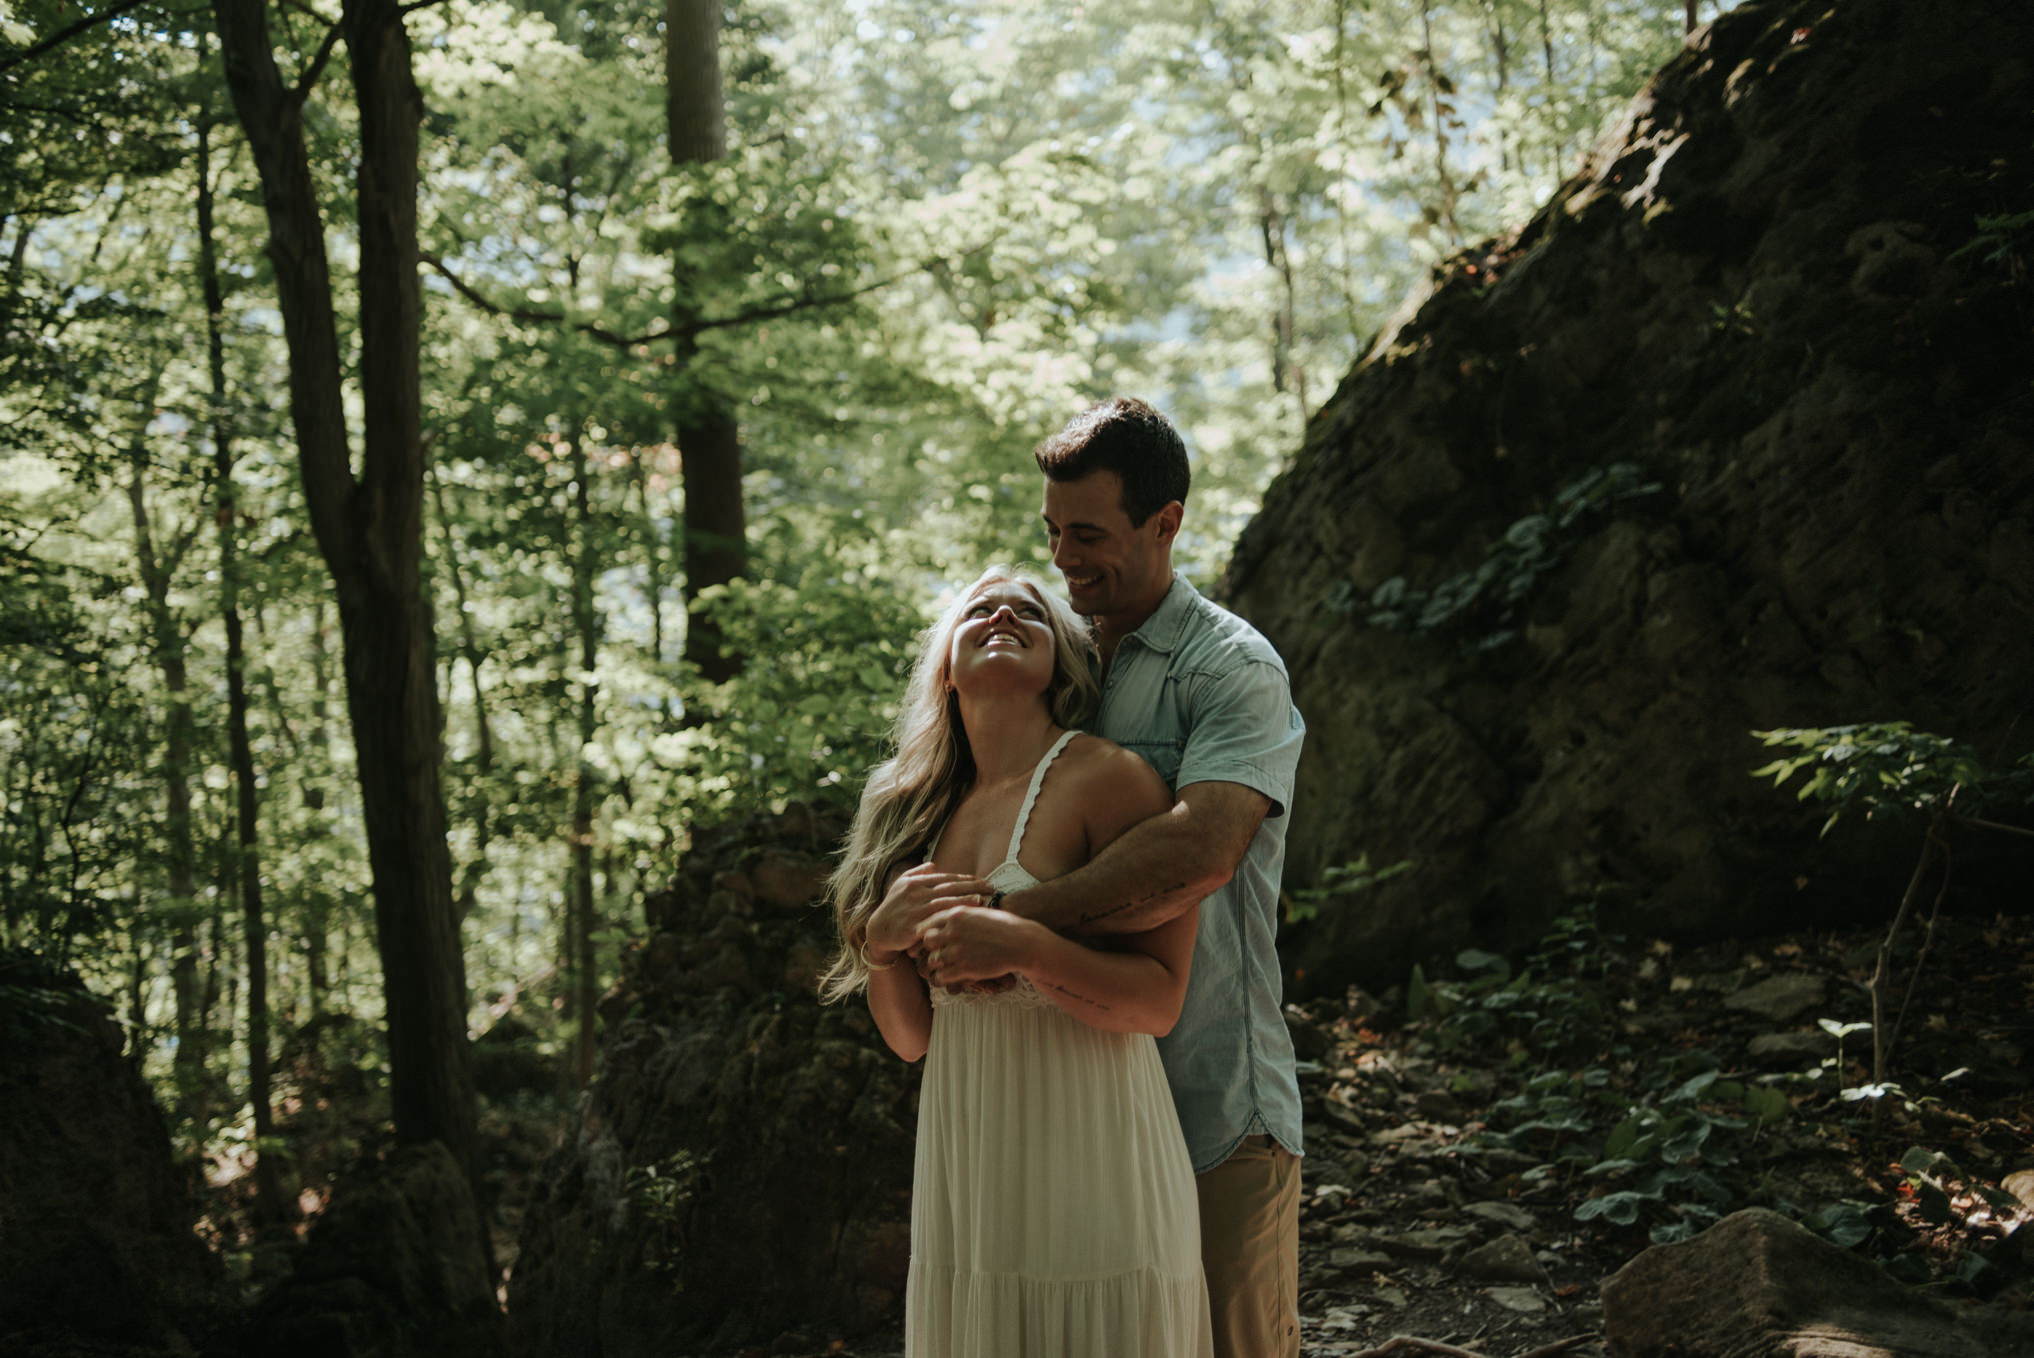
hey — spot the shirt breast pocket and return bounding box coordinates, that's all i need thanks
[1121,737,1186,789]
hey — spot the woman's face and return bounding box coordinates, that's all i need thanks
[946,579,1058,699]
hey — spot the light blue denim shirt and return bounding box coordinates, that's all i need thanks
[1092,574,1306,1173]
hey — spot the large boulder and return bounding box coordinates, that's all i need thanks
[0,951,215,1354]
[508,803,919,1356]
[1223,0,2034,990]
[1602,1207,2034,1357]
[242,1141,503,1358]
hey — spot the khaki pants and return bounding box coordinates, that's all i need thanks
[1195,1134,1301,1358]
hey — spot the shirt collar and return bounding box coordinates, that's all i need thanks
[1117,572,1196,656]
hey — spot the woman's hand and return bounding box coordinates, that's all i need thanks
[921,904,1046,988]
[865,863,992,967]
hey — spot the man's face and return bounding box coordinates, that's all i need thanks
[1040,470,1177,623]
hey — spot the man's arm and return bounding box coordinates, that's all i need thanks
[1002,780,1269,936]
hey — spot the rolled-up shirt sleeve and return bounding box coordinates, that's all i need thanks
[1174,657,1305,818]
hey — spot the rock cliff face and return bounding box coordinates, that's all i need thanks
[1224,0,2034,991]
[0,951,215,1353]
[508,804,917,1355]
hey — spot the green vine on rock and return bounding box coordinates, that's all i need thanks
[1328,461,1663,651]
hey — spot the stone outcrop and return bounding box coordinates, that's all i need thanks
[0,950,215,1353]
[508,803,918,1356]
[1224,0,2034,990]
[1602,1208,2034,1357]
[242,1141,503,1358]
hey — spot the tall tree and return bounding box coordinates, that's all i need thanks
[209,0,480,1189]
[121,368,213,1131]
[193,92,296,1227]
[667,0,745,683]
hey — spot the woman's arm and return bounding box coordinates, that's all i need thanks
[922,744,1198,1035]
[924,905,1196,1035]
[865,954,934,1062]
[861,862,992,1062]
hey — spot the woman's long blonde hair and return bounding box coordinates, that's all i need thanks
[817,566,1097,1002]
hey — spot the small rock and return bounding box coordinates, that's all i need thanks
[1328,1247,1394,1275]
[1746,1030,1834,1067]
[1321,1101,1366,1136]
[1414,1089,1463,1122]
[1723,973,1827,1023]
[1458,1232,1549,1285]
[1311,1182,1354,1212]
[1341,987,1383,1026]
[1486,1286,1546,1313]
[1371,1286,1409,1308]
[1463,1200,1537,1232]
[2001,1169,2034,1217]
[1286,1005,1332,1061]
[1381,1226,1472,1258]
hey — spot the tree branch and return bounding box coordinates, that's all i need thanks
[1948,812,2034,841]
[421,251,934,351]
[292,18,347,104]
[0,0,148,77]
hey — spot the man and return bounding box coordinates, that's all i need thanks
[1015,396,1308,1358]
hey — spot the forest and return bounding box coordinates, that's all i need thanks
[4,0,2033,1353]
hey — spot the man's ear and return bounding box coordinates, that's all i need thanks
[1152,501,1184,546]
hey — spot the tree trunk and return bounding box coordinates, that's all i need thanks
[1418,0,1463,244]
[569,432,600,1088]
[195,104,297,1229]
[630,449,671,682]
[666,0,745,682]
[664,0,725,162]
[127,932,150,1052]
[1256,198,1307,425]
[122,385,208,1131]
[211,0,479,1197]
[430,468,496,922]
[304,599,333,1016]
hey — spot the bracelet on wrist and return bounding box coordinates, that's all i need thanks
[858,938,898,972]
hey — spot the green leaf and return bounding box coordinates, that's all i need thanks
[1575,1191,1651,1225]
[1742,1085,1791,1123]
[1899,1146,1950,1178]
[1407,964,1432,1022]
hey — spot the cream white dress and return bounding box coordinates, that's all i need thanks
[904,731,1214,1358]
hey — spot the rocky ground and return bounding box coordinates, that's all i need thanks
[738,903,2034,1358]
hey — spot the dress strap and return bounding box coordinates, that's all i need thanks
[1005,729,1080,864]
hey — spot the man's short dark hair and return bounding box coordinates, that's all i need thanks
[1033,397,1190,527]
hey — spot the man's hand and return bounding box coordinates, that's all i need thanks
[865,863,991,966]
[920,904,1045,988]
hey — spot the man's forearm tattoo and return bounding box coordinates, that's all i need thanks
[1078,881,1186,929]
[1047,981,1111,1012]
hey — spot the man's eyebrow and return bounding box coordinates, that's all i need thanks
[1040,512,1105,533]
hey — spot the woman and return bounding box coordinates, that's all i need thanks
[819,566,1213,1357]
